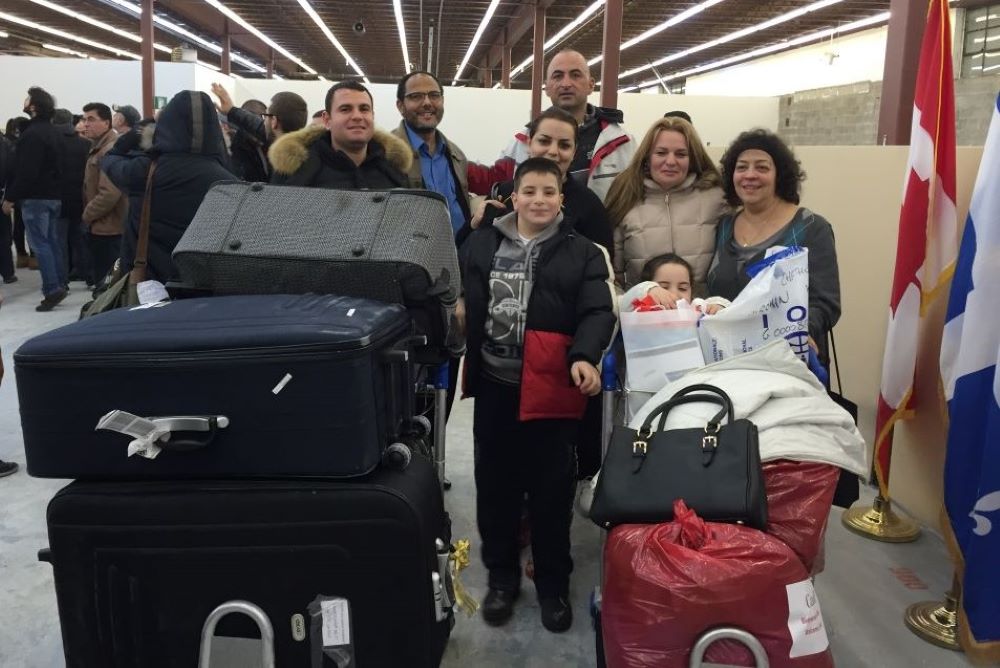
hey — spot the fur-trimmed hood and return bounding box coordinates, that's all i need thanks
[268,124,413,176]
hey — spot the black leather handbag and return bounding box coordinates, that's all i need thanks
[589,383,767,530]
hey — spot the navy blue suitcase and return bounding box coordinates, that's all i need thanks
[15,294,416,479]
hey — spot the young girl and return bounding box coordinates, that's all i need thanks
[622,253,730,314]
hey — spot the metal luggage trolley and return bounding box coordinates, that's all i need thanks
[589,349,769,668]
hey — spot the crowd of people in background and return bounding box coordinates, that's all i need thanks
[0,49,841,630]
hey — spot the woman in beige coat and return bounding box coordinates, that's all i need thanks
[605,117,728,294]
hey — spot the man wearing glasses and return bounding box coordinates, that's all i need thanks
[211,84,308,181]
[392,72,472,237]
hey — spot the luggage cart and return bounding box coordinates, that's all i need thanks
[589,349,769,668]
[410,360,452,492]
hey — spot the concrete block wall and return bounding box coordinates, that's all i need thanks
[777,74,1000,147]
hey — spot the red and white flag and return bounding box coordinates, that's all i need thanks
[873,0,957,499]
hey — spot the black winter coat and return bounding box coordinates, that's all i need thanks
[269,125,410,190]
[5,116,62,202]
[227,107,270,183]
[102,91,236,282]
[54,124,90,220]
[456,175,614,261]
[461,217,617,419]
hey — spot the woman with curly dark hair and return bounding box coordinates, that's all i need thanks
[707,129,841,364]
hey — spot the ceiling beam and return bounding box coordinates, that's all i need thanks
[481,0,556,69]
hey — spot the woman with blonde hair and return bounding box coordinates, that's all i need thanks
[605,116,727,296]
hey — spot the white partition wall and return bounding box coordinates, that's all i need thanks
[0,56,222,121]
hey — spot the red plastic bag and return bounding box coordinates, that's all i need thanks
[602,501,834,668]
[763,460,840,575]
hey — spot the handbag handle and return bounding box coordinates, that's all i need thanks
[638,392,729,438]
[129,160,158,285]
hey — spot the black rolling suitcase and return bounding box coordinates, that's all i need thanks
[41,455,453,668]
[16,293,418,479]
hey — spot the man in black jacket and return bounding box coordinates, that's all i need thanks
[2,87,67,311]
[212,85,308,183]
[52,108,92,285]
[269,81,410,188]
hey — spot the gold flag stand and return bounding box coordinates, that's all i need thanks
[841,494,922,542]
[905,574,962,651]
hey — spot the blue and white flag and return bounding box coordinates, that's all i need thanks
[940,92,1000,657]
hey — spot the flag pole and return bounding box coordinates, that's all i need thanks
[904,571,962,651]
[841,493,921,542]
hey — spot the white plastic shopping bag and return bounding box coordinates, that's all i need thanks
[699,246,811,363]
[621,302,705,393]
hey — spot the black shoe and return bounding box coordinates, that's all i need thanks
[481,588,519,626]
[540,597,573,633]
[2,275,16,284]
[0,460,19,478]
[36,289,68,312]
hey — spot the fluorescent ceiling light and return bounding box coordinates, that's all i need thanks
[294,0,365,80]
[27,0,173,58]
[453,0,501,85]
[0,30,8,37]
[203,0,319,75]
[0,11,140,58]
[614,0,844,82]
[619,12,889,92]
[510,0,605,79]
[392,0,412,74]
[43,42,90,58]
[103,0,266,73]
[589,0,728,67]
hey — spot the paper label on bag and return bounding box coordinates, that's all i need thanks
[137,280,170,305]
[320,598,351,647]
[786,579,829,657]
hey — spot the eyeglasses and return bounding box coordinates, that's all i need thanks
[403,91,443,103]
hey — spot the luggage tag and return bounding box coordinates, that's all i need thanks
[307,596,355,668]
[96,410,169,460]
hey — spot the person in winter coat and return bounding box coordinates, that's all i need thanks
[499,50,635,202]
[52,108,92,285]
[605,116,728,295]
[102,90,236,283]
[460,158,617,634]
[81,102,127,285]
[2,87,67,311]
[269,81,409,189]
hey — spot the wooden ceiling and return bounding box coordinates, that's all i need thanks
[0,0,907,89]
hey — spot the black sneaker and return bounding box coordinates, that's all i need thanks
[481,588,519,626]
[540,597,573,633]
[0,460,19,478]
[2,275,16,284]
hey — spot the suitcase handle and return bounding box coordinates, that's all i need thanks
[689,627,769,668]
[199,600,275,668]
[152,416,229,453]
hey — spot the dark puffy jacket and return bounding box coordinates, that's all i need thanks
[269,125,410,189]
[5,116,63,202]
[461,217,617,420]
[53,124,90,220]
[227,106,270,183]
[456,174,614,261]
[102,91,236,282]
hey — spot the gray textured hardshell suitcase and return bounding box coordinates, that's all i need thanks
[172,183,462,356]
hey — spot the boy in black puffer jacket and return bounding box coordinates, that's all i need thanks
[460,157,617,633]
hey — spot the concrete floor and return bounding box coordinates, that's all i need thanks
[0,269,990,667]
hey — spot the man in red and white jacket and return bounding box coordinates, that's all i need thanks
[486,49,635,202]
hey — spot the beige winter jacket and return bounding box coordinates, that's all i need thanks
[613,175,727,294]
[82,129,126,236]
